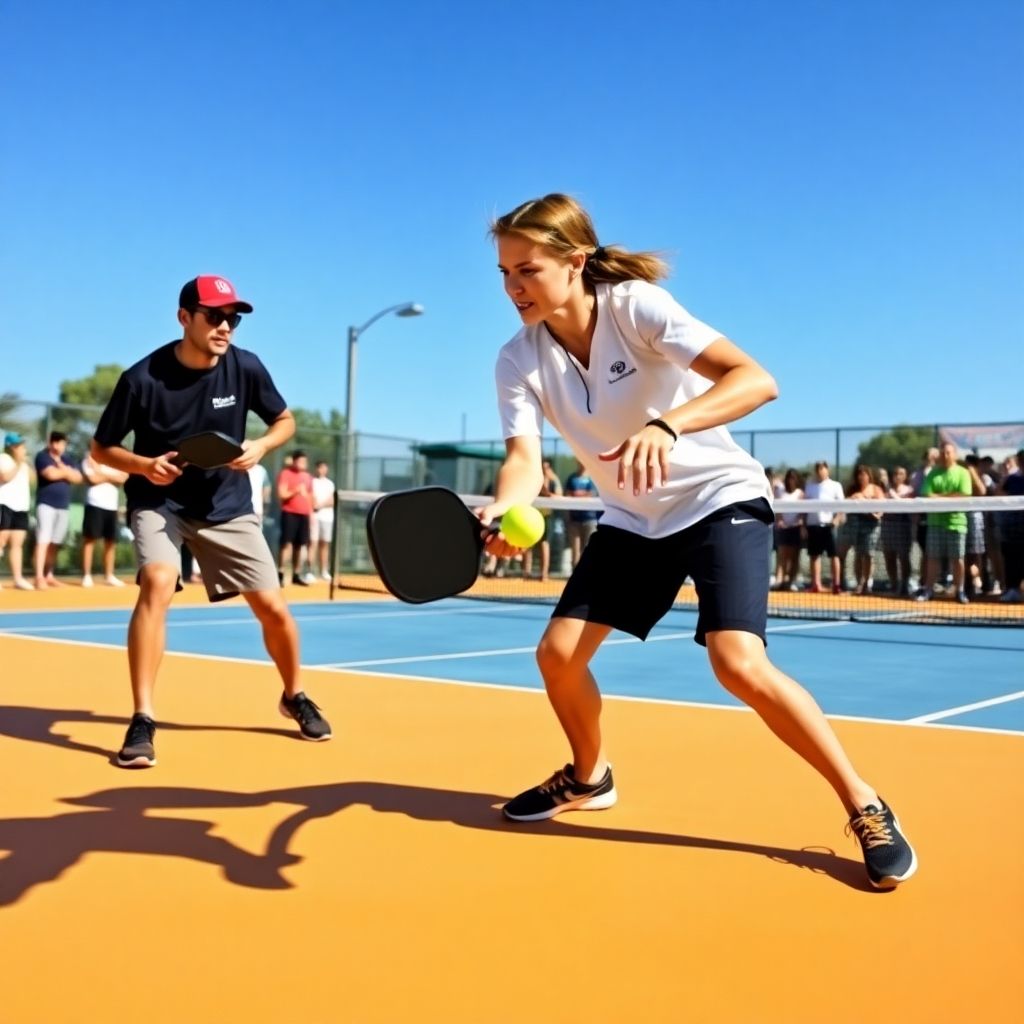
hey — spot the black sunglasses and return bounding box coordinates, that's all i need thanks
[195,307,243,329]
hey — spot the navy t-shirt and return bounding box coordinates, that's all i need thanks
[35,450,76,509]
[93,341,287,521]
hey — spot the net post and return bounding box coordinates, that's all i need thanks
[329,487,341,601]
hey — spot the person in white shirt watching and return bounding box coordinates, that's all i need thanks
[0,432,35,590]
[310,460,335,581]
[477,192,916,890]
[81,454,129,587]
[803,461,846,595]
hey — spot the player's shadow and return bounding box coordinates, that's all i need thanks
[0,780,874,906]
[0,706,298,764]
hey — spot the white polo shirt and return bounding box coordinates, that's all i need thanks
[496,280,771,538]
[0,453,31,512]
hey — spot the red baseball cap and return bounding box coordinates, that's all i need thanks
[178,275,254,313]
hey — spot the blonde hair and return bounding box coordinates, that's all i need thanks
[490,193,669,284]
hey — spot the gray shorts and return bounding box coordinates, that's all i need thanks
[130,506,280,602]
[36,504,70,545]
[926,528,967,560]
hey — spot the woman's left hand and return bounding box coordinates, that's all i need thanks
[598,424,674,495]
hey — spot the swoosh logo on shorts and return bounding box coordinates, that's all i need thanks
[730,517,756,524]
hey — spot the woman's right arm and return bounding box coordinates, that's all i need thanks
[485,436,544,521]
[477,436,544,554]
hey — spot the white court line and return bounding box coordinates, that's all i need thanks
[906,689,1024,724]
[0,602,524,635]
[2,630,1021,738]
[317,631,694,669]
[313,618,848,669]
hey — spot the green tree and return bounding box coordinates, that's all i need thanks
[39,365,126,457]
[58,365,124,407]
[1,392,37,446]
[244,405,346,476]
[856,425,938,475]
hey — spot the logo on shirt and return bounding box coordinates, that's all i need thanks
[212,395,237,409]
[608,360,637,384]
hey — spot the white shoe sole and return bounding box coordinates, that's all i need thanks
[116,754,156,767]
[503,786,618,822]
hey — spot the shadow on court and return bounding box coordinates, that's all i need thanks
[0,781,875,906]
[0,706,299,764]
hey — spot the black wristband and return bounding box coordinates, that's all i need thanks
[645,418,678,442]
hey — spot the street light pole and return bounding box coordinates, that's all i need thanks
[343,302,424,491]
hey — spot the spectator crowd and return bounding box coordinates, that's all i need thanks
[765,443,1024,604]
[3,430,1023,606]
[0,433,342,593]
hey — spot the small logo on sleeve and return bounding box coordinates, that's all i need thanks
[212,395,237,409]
[608,361,637,384]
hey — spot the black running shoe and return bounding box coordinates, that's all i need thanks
[279,691,332,741]
[117,713,156,767]
[846,799,918,889]
[503,764,617,822]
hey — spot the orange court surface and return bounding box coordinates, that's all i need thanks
[1,581,1021,1023]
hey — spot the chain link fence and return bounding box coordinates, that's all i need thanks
[2,397,1020,575]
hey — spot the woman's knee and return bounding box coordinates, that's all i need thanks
[708,636,774,700]
[536,634,574,679]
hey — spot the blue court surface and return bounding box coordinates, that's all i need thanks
[1,599,1022,734]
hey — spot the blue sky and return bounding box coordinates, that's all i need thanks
[2,0,1021,445]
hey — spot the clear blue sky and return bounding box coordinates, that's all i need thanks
[2,1,1021,444]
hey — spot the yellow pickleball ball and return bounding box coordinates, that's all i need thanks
[500,504,545,548]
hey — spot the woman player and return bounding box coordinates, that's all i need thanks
[477,193,916,889]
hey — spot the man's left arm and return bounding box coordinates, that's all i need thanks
[230,410,296,471]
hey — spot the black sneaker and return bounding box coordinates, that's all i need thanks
[503,764,617,822]
[846,799,917,889]
[279,691,332,741]
[117,713,156,767]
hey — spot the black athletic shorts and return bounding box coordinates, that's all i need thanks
[83,505,119,541]
[0,505,29,531]
[553,498,774,646]
[805,524,837,558]
[280,510,311,547]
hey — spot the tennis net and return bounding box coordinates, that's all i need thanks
[330,489,1024,626]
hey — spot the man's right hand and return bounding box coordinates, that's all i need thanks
[144,453,184,486]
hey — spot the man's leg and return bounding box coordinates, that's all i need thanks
[103,538,118,581]
[44,542,64,584]
[243,588,331,740]
[127,563,178,715]
[952,555,966,594]
[82,537,95,582]
[33,525,49,586]
[243,588,303,697]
